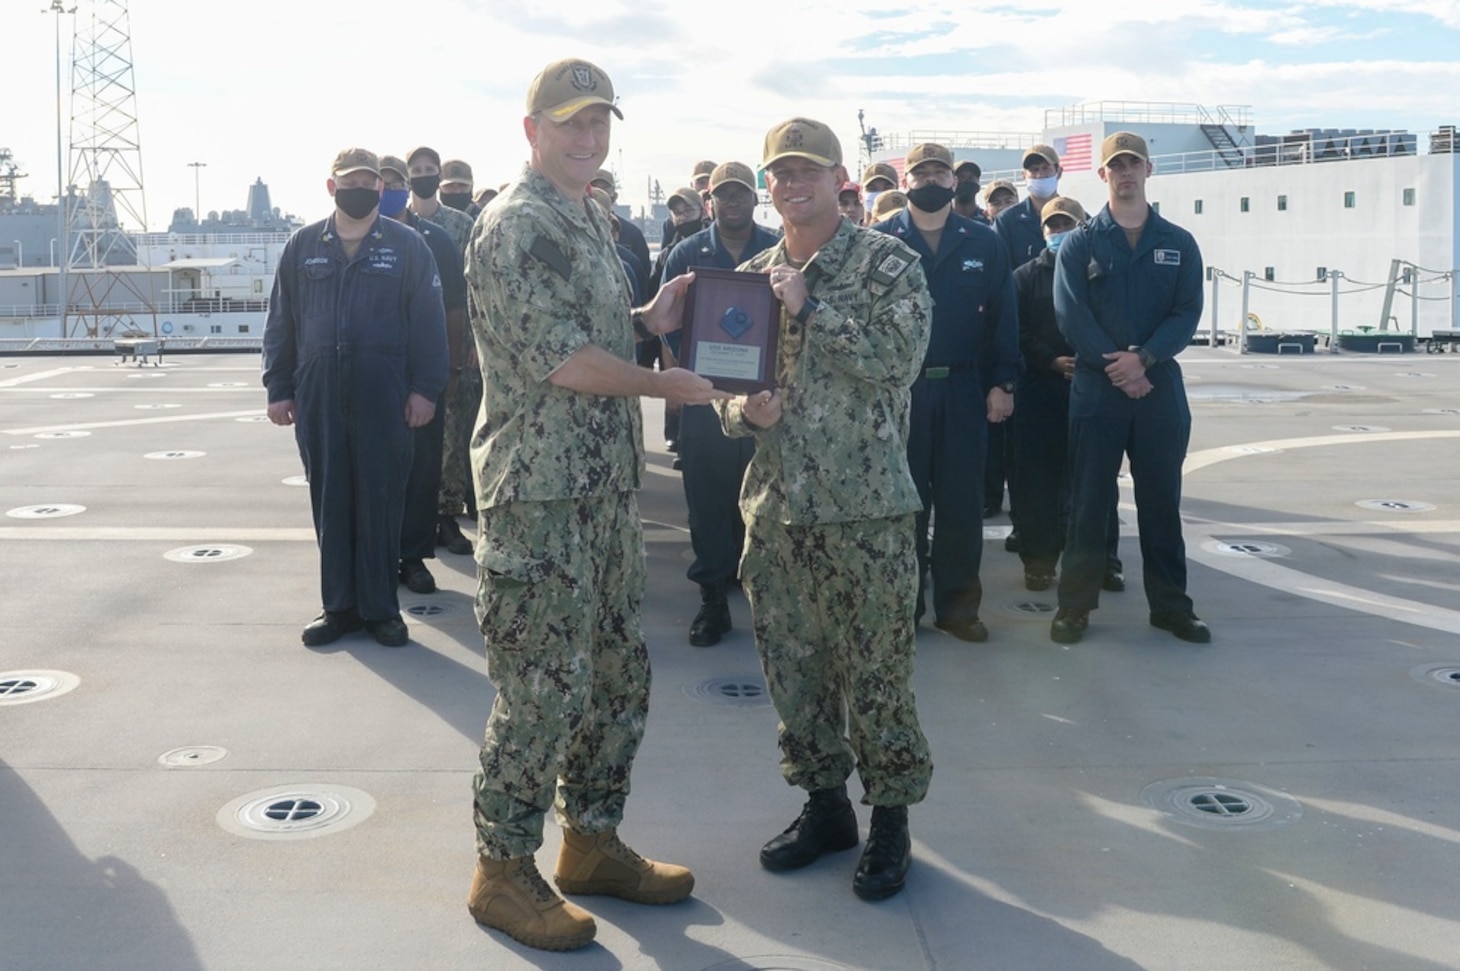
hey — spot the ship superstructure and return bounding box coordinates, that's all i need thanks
[871,102,1460,342]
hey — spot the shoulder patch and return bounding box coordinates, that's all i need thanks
[870,251,913,288]
[528,235,572,281]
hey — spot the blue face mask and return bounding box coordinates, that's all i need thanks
[1045,231,1069,253]
[379,187,410,217]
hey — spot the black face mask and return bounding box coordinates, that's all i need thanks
[410,174,441,199]
[906,183,956,213]
[677,218,703,240]
[334,186,380,220]
[440,191,473,211]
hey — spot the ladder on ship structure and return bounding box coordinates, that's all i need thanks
[1199,124,1247,169]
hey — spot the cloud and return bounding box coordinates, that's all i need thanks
[1302,0,1460,30]
[1265,25,1389,45]
[5,0,1458,225]
[477,0,684,45]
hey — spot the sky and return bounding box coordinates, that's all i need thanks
[5,0,1460,231]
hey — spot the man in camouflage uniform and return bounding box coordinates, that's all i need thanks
[717,118,934,902]
[463,57,724,953]
[435,159,484,555]
[403,147,479,556]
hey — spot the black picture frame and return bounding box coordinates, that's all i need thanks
[680,267,782,394]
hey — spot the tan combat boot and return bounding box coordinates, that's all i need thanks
[554,829,695,904]
[468,855,596,951]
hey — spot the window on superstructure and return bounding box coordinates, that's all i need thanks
[1403,188,1416,206]
[239,325,250,334]
[1194,199,1203,214]
[1277,195,1288,211]
[1240,197,1250,213]
[1343,191,1356,208]
[1264,267,1275,281]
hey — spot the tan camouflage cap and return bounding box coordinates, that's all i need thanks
[691,159,718,180]
[708,161,757,194]
[527,58,623,122]
[861,161,898,189]
[954,159,982,179]
[762,118,842,168]
[985,179,1018,202]
[332,147,379,178]
[406,145,441,169]
[1022,143,1060,168]
[591,168,616,191]
[905,143,954,172]
[587,186,614,214]
[378,155,410,182]
[441,159,473,186]
[871,189,908,219]
[1101,131,1149,166]
[1040,195,1087,226]
[668,187,703,213]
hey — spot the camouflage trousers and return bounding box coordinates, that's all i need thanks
[472,493,650,859]
[741,512,932,806]
[438,369,482,516]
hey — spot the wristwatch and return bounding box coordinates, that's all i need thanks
[997,381,1016,394]
[631,310,653,341]
[1128,345,1157,369]
[794,296,822,325]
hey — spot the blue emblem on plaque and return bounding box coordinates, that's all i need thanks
[720,306,752,340]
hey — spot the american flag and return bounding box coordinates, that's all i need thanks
[1055,133,1093,172]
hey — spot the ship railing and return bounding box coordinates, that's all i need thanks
[0,298,276,319]
[1162,131,1417,173]
[0,303,61,318]
[977,130,1423,184]
[172,297,270,314]
[874,130,1041,152]
[1044,101,1252,129]
[1207,262,1459,353]
[134,232,293,247]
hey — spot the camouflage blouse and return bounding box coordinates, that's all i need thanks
[720,220,932,526]
[466,164,641,508]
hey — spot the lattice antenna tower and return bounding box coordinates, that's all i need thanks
[65,0,155,337]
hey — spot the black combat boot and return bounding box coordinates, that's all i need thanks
[852,805,911,901]
[759,784,860,871]
[688,581,731,647]
[436,514,473,555]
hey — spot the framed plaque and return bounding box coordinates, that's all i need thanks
[680,267,782,394]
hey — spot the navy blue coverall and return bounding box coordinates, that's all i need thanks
[994,196,1048,269]
[399,211,467,565]
[873,209,1021,626]
[989,194,1051,518]
[1052,203,1204,614]
[660,222,780,588]
[262,214,448,622]
[1011,248,1122,576]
